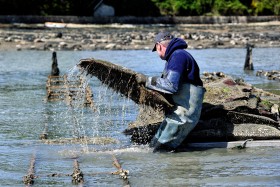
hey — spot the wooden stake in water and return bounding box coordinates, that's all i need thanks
[244,44,254,70]
[71,159,84,184]
[111,154,130,186]
[39,123,48,140]
[23,153,36,186]
[51,51,60,76]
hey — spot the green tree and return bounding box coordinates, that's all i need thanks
[213,0,248,15]
[250,0,280,15]
[151,0,248,16]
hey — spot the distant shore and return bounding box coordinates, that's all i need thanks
[0,17,280,51]
[0,15,279,24]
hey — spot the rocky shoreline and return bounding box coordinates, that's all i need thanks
[0,21,280,51]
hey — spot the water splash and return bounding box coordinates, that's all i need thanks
[49,64,138,153]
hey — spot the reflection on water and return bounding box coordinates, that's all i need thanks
[0,48,279,186]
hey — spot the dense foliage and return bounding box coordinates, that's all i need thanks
[150,0,280,16]
[0,0,279,16]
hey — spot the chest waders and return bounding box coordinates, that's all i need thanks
[151,83,205,151]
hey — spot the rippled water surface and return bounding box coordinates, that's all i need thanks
[0,48,279,186]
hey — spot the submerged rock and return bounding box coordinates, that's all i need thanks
[256,70,280,81]
[42,137,119,145]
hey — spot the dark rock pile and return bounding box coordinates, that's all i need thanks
[128,72,280,144]
[189,73,280,142]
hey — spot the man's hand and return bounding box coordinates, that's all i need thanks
[135,73,146,85]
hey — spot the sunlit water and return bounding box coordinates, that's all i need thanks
[0,48,279,186]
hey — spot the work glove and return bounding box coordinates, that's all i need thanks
[135,73,146,85]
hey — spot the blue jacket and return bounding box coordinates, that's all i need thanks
[147,38,206,149]
[146,38,203,94]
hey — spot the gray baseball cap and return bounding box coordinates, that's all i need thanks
[152,31,174,52]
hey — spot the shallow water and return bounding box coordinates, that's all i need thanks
[0,48,279,186]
